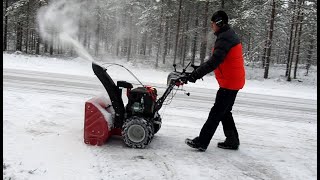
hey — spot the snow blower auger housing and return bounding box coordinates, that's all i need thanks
[84,62,196,148]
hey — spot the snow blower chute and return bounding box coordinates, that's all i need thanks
[84,62,197,148]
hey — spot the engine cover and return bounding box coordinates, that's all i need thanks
[126,86,157,117]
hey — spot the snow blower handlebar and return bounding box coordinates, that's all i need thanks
[154,63,195,113]
[154,73,190,112]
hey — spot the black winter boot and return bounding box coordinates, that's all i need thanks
[185,137,207,152]
[217,140,239,150]
[217,130,240,150]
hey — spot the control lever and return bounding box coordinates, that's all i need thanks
[183,61,192,73]
[173,64,177,72]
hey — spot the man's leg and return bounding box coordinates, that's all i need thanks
[197,88,237,148]
[221,112,239,142]
[219,90,240,149]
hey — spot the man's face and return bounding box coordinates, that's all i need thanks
[211,21,219,33]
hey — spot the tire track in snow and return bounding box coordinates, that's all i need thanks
[148,152,177,180]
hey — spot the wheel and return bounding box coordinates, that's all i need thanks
[122,116,154,148]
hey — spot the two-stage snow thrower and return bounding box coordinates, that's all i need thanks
[84,61,197,148]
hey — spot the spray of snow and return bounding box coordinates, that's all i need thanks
[59,33,95,62]
[37,0,96,63]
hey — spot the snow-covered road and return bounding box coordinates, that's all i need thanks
[4,68,317,180]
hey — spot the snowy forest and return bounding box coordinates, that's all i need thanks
[2,0,317,81]
[3,1,318,178]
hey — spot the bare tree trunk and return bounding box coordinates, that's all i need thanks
[127,7,133,62]
[287,0,303,81]
[247,32,251,62]
[30,31,34,51]
[264,0,276,79]
[199,0,209,64]
[148,35,152,56]
[142,32,147,55]
[293,3,304,79]
[305,38,314,76]
[179,34,184,64]
[181,7,190,67]
[3,0,9,51]
[95,8,100,56]
[191,2,200,65]
[285,0,297,76]
[32,30,36,50]
[162,14,169,64]
[156,0,164,68]
[36,33,40,55]
[44,40,48,53]
[179,13,186,64]
[28,30,32,52]
[31,31,37,51]
[50,32,54,55]
[50,43,53,55]
[305,25,315,76]
[133,38,138,57]
[57,38,61,54]
[16,22,23,51]
[35,1,42,55]
[173,0,183,64]
[25,1,30,53]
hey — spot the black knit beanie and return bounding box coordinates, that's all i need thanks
[211,10,229,25]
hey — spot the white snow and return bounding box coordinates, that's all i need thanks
[87,94,115,130]
[3,52,317,100]
[3,52,317,180]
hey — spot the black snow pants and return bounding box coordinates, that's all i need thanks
[198,87,239,147]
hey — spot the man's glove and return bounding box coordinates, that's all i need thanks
[188,71,199,83]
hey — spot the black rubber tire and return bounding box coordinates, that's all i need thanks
[122,116,154,148]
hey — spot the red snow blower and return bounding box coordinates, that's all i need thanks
[84,62,196,148]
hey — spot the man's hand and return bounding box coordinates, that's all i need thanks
[188,72,199,83]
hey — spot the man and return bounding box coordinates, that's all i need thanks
[185,10,245,152]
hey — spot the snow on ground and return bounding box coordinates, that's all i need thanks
[3,52,317,180]
[3,52,317,100]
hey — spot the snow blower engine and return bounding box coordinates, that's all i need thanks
[84,62,197,148]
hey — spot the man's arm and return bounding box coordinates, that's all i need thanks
[193,37,232,79]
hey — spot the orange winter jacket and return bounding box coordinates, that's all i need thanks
[213,44,245,90]
[193,24,245,90]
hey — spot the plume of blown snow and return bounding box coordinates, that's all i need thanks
[37,0,95,62]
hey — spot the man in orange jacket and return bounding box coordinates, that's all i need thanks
[185,10,245,152]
